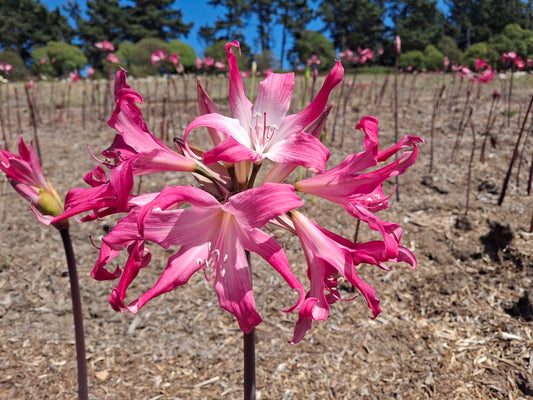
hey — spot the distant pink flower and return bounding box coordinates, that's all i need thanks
[169,52,179,66]
[204,57,215,67]
[108,53,120,64]
[527,58,533,68]
[515,57,525,70]
[40,58,47,65]
[394,36,401,55]
[0,62,13,75]
[339,49,354,63]
[307,54,321,66]
[69,72,79,82]
[86,66,95,77]
[195,57,203,69]
[377,47,384,56]
[215,60,226,71]
[0,138,66,228]
[358,47,373,64]
[95,40,115,52]
[151,49,167,66]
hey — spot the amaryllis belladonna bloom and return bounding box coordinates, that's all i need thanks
[0,138,67,229]
[56,40,421,343]
[95,40,115,52]
[108,53,120,64]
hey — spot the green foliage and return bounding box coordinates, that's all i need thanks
[205,40,251,71]
[126,0,192,42]
[254,50,279,72]
[390,0,447,52]
[319,0,385,50]
[126,38,168,77]
[0,51,29,81]
[461,42,497,68]
[288,30,336,71]
[167,40,197,71]
[423,45,444,70]
[115,42,137,71]
[0,0,73,62]
[399,50,425,70]
[437,36,463,64]
[31,41,88,78]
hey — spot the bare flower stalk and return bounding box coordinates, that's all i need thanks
[429,84,446,173]
[498,95,533,206]
[24,84,42,163]
[465,122,476,215]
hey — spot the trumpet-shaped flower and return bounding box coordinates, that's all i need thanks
[295,116,422,258]
[57,42,421,343]
[95,183,305,334]
[0,137,66,228]
[184,41,343,172]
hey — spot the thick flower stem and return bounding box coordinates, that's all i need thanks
[243,328,256,400]
[59,228,88,400]
[244,250,256,400]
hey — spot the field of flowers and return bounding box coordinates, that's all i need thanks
[1,64,532,399]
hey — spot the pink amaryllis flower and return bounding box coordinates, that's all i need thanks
[95,40,115,52]
[107,53,120,64]
[0,137,67,228]
[95,183,306,333]
[183,41,343,172]
[57,40,421,345]
[151,49,167,66]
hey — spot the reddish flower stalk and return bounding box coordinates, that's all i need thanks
[480,91,500,163]
[14,88,22,135]
[24,84,42,164]
[450,85,473,163]
[429,84,446,173]
[465,121,476,215]
[498,94,533,205]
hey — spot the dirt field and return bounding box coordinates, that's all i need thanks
[0,71,532,399]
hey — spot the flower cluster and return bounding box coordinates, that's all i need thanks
[53,41,422,343]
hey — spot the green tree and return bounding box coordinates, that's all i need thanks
[207,0,249,43]
[167,40,197,71]
[126,0,192,42]
[248,0,276,53]
[124,38,169,77]
[389,0,447,52]
[31,41,88,77]
[275,0,314,70]
[437,36,463,64]
[0,0,74,62]
[319,0,386,50]
[72,0,129,70]
[205,40,251,71]
[445,0,531,49]
[288,30,336,70]
[0,51,29,81]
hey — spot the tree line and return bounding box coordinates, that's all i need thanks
[1,0,533,79]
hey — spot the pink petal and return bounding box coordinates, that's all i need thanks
[226,41,253,129]
[253,72,294,129]
[223,183,304,229]
[265,132,330,172]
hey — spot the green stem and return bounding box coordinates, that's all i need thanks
[59,228,88,400]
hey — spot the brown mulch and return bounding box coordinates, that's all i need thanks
[1,72,532,399]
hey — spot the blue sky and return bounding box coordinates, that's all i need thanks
[41,0,449,66]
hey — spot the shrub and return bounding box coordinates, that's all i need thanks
[31,41,87,78]
[423,45,444,70]
[288,30,336,71]
[399,50,425,70]
[437,36,462,64]
[0,51,28,81]
[167,40,196,71]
